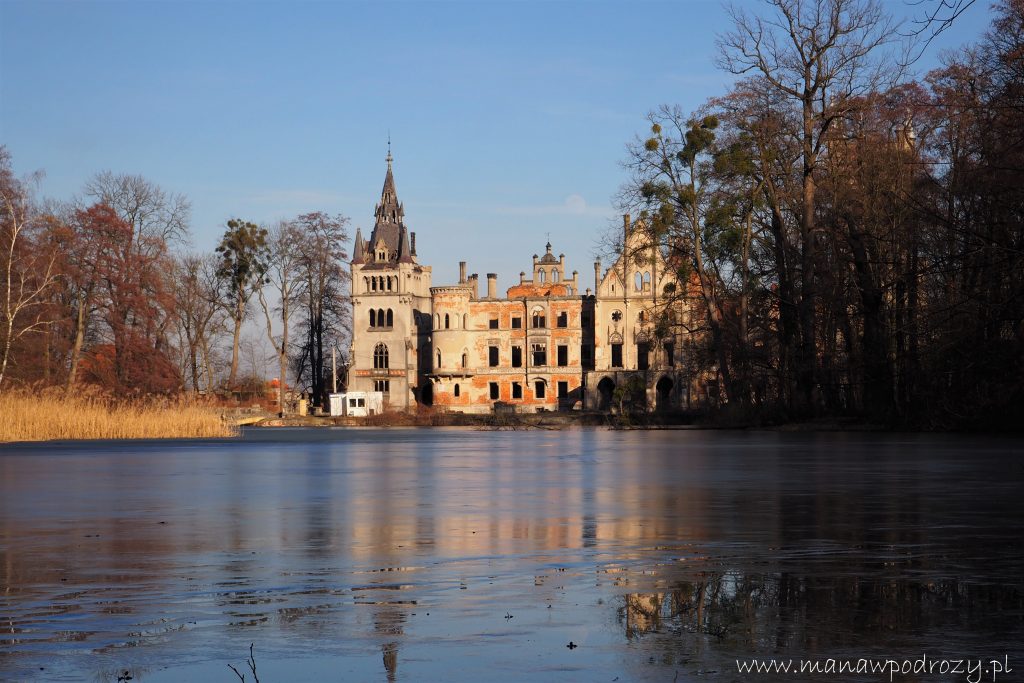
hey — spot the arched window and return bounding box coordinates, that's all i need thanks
[378,309,385,327]
[539,269,546,283]
[454,384,460,397]
[461,350,468,368]
[387,277,393,291]
[552,269,560,282]
[386,309,393,327]
[532,306,545,329]
[638,310,646,323]
[373,343,389,369]
[363,277,369,292]
[370,309,377,327]
[463,314,468,328]
[444,313,450,329]
[635,272,643,291]
[435,313,441,329]
[436,350,442,368]
[643,272,651,290]
[566,285,573,296]
[371,277,377,292]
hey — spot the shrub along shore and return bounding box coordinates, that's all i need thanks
[0,389,238,442]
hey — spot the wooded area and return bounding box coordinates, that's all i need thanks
[620,0,1023,428]
[0,150,350,408]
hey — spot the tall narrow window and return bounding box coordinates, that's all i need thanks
[511,346,522,368]
[454,384,460,397]
[558,381,568,398]
[378,309,385,327]
[445,313,450,329]
[534,381,546,399]
[489,382,499,400]
[373,343,389,369]
[663,342,675,367]
[462,352,468,368]
[557,345,568,367]
[512,382,522,399]
[611,343,623,368]
[557,312,568,328]
[539,269,546,283]
[637,342,650,371]
[488,346,500,367]
[370,309,377,327]
[436,350,442,369]
[386,309,393,327]
[532,343,547,366]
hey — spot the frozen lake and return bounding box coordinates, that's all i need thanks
[1,428,1022,681]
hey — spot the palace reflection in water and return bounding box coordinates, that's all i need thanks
[1,429,1021,681]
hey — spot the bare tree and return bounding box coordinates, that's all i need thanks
[0,149,59,387]
[257,220,305,416]
[717,0,902,411]
[83,171,190,250]
[173,253,225,393]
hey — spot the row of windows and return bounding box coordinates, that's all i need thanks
[434,310,572,330]
[369,308,394,328]
[436,343,571,370]
[446,380,568,400]
[375,340,674,373]
[364,275,397,292]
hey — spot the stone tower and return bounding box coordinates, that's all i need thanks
[348,151,433,410]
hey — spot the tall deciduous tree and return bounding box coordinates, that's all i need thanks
[291,212,350,406]
[215,219,269,390]
[717,0,901,412]
[0,149,59,388]
[257,220,305,416]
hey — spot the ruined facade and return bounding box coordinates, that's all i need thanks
[349,155,702,413]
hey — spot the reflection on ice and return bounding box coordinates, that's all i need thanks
[0,429,1021,681]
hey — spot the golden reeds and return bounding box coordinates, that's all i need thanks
[0,387,238,442]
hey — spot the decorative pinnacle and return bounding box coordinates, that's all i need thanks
[386,133,392,169]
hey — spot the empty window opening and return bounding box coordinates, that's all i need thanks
[532,343,547,366]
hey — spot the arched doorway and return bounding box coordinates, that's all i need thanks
[597,377,615,411]
[420,381,433,406]
[656,376,673,412]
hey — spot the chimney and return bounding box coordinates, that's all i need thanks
[594,261,601,293]
[469,273,479,299]
[520,271,526,284]
[559,254,565,269]
[459,261,466,284]
[486,273,497,299]
[411,232,417,256]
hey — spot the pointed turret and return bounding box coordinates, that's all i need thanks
[397,226,414,263]
[352,227,366,265]
[366,148,413,264]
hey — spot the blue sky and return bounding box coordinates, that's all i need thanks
[0,0,992,291]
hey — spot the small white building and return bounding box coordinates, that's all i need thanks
[329,391,384,417]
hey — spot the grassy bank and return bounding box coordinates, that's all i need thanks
[0,389,238,442]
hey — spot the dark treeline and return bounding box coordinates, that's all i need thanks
[621,0,1023,428]
[0,152,350,407]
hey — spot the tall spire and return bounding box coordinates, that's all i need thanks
[367,145,413,264]
[352,227,365,265]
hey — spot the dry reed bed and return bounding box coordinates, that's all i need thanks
[0,390,238,442]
